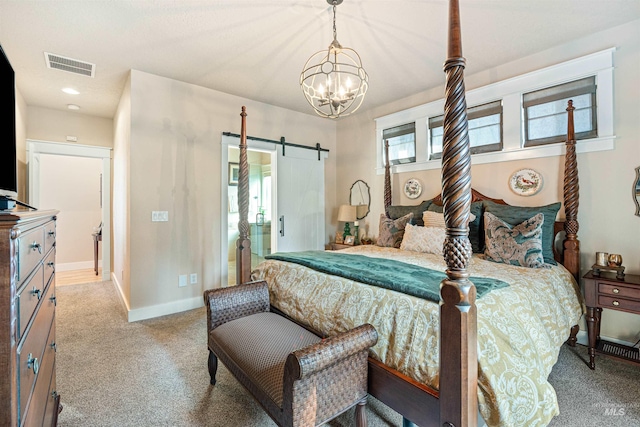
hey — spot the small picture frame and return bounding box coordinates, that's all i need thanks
[344,235,355,245]
[228,162,239,186]
[335,231,344,244]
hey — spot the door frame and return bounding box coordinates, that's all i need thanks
[27,139,112,281]
[220,135,276,287]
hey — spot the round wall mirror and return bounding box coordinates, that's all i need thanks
[350,180,370,220]
[634,166,640,217]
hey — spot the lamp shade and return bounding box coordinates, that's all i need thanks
[337,204,357,222]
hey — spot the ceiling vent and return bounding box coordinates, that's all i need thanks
[44,52,95,77]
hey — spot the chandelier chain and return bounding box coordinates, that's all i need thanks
[332,3,337,41]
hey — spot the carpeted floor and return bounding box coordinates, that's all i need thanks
[56,281,640,427]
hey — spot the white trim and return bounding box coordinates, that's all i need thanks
[27,139,112,281]
[57,260,102,272]
[111,271,130,312]
[375,48,616,174]
[127,295,203,323]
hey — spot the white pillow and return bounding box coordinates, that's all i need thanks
[422,210,476,228]
[400,224,446,255]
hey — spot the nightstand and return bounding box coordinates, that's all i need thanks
[325,243,353,251]
[582,270,640,369]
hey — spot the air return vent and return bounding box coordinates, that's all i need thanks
[44,52,95,77]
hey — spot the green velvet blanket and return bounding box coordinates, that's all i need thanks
[265,251,508,302]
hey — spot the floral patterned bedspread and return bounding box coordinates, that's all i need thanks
[251,245,584,427]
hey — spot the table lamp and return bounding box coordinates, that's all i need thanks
[337,205,357,237]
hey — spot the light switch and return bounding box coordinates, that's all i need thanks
[152,211,169,222]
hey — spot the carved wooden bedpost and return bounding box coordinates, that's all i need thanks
[563,100,580,281]
[439,1,477,426]
[236,106,252,284]
[384,139,392,217]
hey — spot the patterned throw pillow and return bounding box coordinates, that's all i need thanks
[400,224,446,255]
[377,213,413,248]
[483,212,547,268]
[483,200,561,265]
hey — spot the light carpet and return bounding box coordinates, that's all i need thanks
[55,281,640,427]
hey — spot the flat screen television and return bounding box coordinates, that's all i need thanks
[0,44,18,207]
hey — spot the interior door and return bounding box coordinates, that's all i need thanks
[275,146,325,253]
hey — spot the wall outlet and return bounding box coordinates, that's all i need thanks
[179,274,187,287]
[152,211,169,222]
[190,273,197,284]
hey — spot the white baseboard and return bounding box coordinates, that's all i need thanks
[126,296,204,323]
[576,330,637,347]
[110,272,130,313]
[58,260,102,272]
[108,273,203,323]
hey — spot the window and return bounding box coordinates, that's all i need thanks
[383,122,416,165]
[428,100,503,159]
[523,76,597,147]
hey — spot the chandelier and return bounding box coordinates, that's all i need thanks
[300,0,369,119]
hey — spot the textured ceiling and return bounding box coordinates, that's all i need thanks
[1,0,639,119]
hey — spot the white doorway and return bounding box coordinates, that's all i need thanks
[220,135,326,286]
[28,140,112,282]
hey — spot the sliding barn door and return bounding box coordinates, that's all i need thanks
[275,146,325,253]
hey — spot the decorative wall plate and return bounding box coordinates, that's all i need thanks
[404,178,422,199]
[509,168,543,196]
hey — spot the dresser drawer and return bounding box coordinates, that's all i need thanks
[18,226,46,285]
[17,281,56,423]
[42,362,59,427]
[43,220,56,255]
[17,263,45,340]
[21,320,56,427]
[44,248,56,289]
[598,282,640,299]
[598,295,640,313]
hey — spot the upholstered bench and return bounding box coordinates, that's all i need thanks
[204,280,378,427]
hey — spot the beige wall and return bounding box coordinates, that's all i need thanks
[113,75,132,309]
[114,70,336,318]
[27,106,113,148]
[335,19,640,343]
[15,88,27,201]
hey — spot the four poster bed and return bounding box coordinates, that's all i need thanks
[231,2,583,426]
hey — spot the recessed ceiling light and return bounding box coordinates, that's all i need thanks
[62,88,80,95]
[67,104,80,110]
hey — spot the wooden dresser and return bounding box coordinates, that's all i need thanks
[0,209,60,426]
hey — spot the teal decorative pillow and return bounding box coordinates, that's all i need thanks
[483,200,561,265]
[377,213,413,248]
[484,212,547,268]
[388,200,431,226]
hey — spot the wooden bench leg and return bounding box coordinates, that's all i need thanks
[355,398,367,427]
[208,350,218,385]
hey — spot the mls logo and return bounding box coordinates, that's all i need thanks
[604,407,625,416]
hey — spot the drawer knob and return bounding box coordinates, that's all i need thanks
[31,241,42,254]
[49,295,57,306]
[48,230,56,237]
[51,390,58,399]
[612,288,620,294]
[612,300,620,306]
[27,353,39,375]
[50,341,57,352]
[30,286,42,300]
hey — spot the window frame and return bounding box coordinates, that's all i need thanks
[374,48,615,175]
[383,122,416,165]
[429,100,503,160]
[523,76,598,147]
